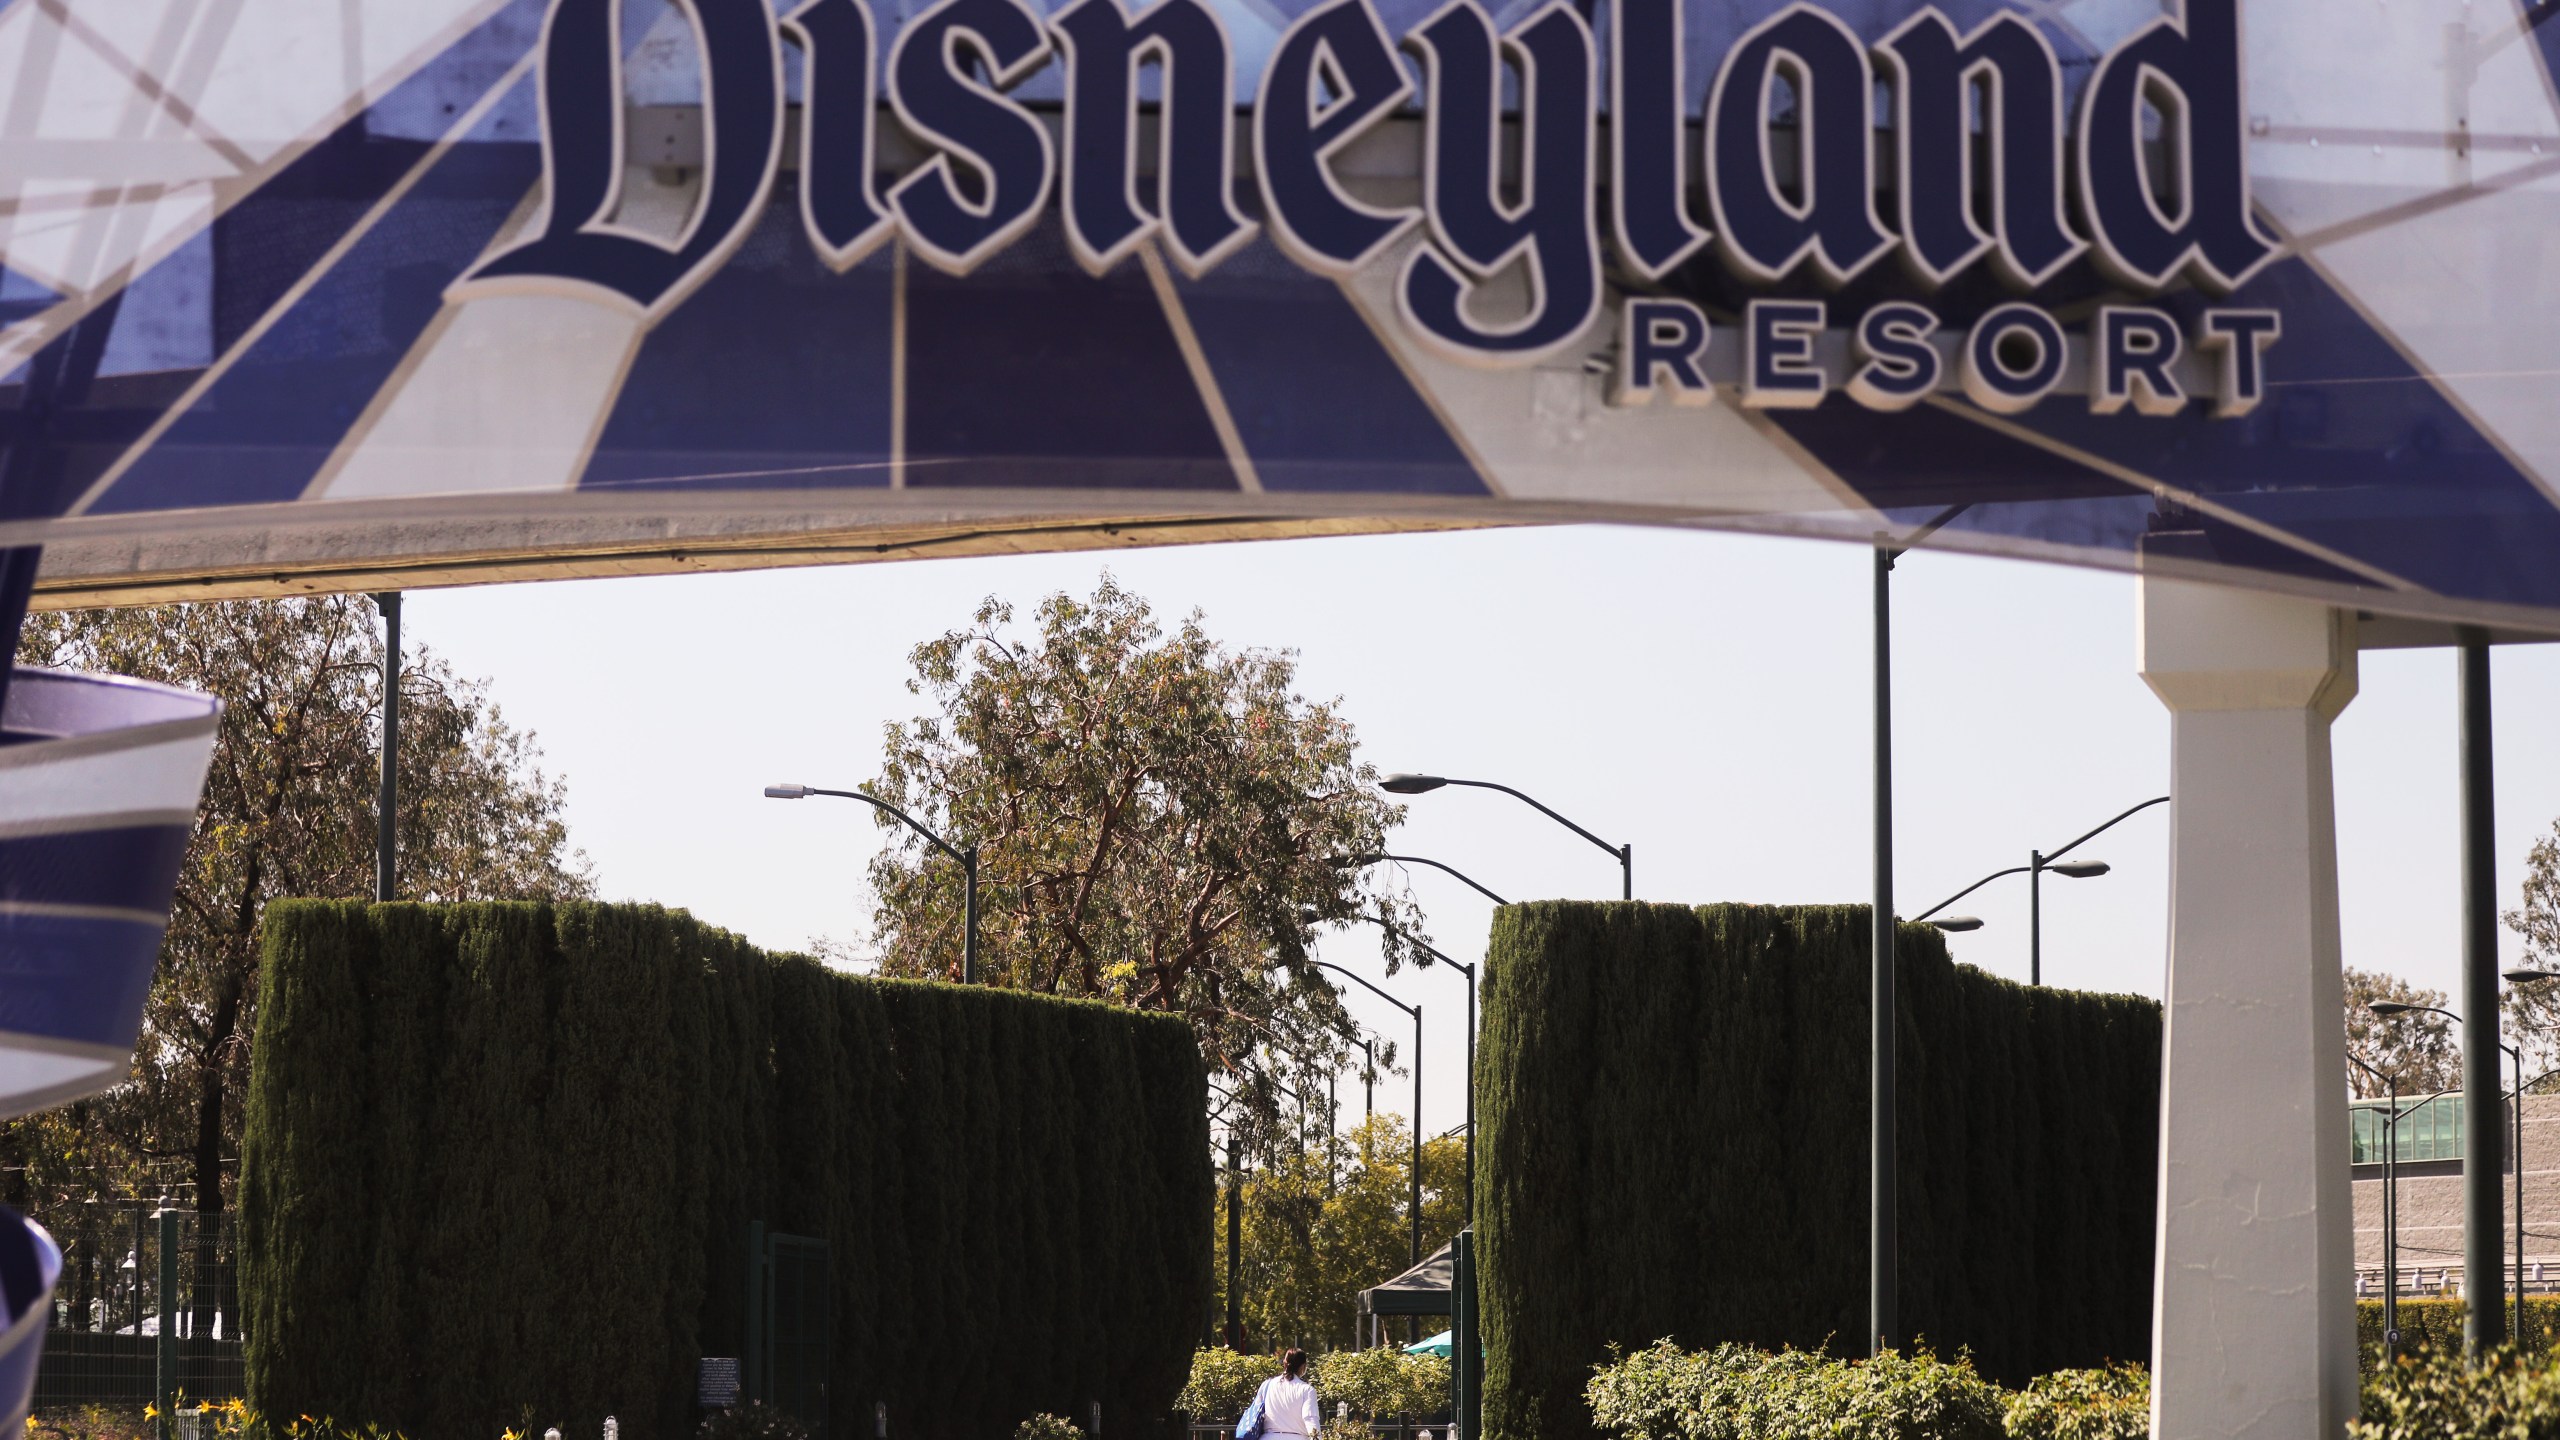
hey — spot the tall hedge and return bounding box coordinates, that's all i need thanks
[239,901,1212,1440]
[1476,902,2160,1440]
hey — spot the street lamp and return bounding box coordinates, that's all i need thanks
[1378,774,1631,899]
[2371,1000,2522,1346]
[765,783,979,984]
[2346,1053,2407,1358]
[1333,908,1479,1222]
[1335,853,1511,907]
[1912,796,2167,985]
[1304,958,1425,1325]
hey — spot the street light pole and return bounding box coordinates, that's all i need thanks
[1913,797,2168,983]
[765,783,979,983]
[1335,910,1477,1221]
[1308,959,1424,1336]
[2347,1054,2402,1357]
[1871,540,1896,1357]
[2460,630,2504,1355]
[374,592,401,902]
[2373,1000,2513,1350]
[1377,775,1629,899]
[1863,503,1971,1357]
[1337,853,1510,907]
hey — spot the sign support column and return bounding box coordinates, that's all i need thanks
[2139,578,2359,1439]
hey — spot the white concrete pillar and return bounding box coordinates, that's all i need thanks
[2139,578,2360,1440]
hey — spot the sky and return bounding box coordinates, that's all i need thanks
[393,524,2560,1145]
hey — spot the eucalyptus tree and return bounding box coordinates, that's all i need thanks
[8,596,590,1226]
[863,576,1429,1149]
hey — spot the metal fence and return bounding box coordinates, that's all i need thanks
[31,1203,244,1408]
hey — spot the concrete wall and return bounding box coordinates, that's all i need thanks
[2354,1093,2560,1288]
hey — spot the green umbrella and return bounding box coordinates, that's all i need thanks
[1405,1331,1453,1358]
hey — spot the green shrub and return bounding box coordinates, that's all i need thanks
[1314,1348,1451,1419]
[1480,904,2160,1440]
[1011,1415,1085,1440]
[243,901,1212,1440]
[1180,1350,1274,1421]
[2351,1346,2560,1439]
[2001,1364,2148,1440]
[2357,1298,2560,1371]
[700,1404,813,1440]
[1585,1340,2007,1440]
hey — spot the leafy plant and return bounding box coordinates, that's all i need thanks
[1181,1349,1277,1421]
[2002,1364,2149,1440]
[1315,1347,1450,1420]
[1010,1417,1084,1440]
[2351,1346,2560,1439]
[698,1403,811,1440]
[864,578,1430,1155]
[1585,1340,2006,1440]
[1219,1116,1467,1352]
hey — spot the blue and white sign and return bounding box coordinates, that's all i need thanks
[3,0,2560,631]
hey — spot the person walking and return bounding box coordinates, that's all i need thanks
[1254,1349,1322,1440]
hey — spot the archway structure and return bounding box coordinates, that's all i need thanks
[7,0,2560,1433]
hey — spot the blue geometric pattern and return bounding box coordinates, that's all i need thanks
[1,0,2556,633]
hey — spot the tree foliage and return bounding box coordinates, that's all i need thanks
[866,577,1428,1146]
[2344,967,2461,1098]
[2505,823,2560,1080]
[8,596,589,1218]
[1214,1115,1467,1353]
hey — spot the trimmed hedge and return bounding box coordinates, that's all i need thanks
[1477,903,2161,1440]
[240,901,1212,1440]
[2357,1297,2560,1370]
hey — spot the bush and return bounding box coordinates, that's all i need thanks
[1481,903,2162,1440]
[1012,1416,1085,1440]
[701,1404,813,1440]
[2351,1346,2560,1438]
[2001,1364,2148,1440]
[1180,1350,1273,1422]
[1315,1347,1451,1419]
[1586,1340,2007,1440]
[242,901,1213,1440]
[2357,1298,2560,1371]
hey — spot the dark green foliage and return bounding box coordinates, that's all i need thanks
[2353,1346,2560,1439]
[1583,1340,2008,1440]
[240,901,1212,1440]
[1476,903,2161,1440]
[2359,1298,2560,1371]
[2001,1364,2149,1440]
[701,1403,814,1440]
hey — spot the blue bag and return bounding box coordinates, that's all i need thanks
[1235,1386,1268,1440]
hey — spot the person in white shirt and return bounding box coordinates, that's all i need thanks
[1253,1348,1322,1439]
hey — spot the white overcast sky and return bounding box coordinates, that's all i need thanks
[394,525,2560,1142]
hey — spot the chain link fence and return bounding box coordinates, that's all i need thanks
[29,1200,244,1408]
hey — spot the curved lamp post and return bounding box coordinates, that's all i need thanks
[1336,852,1511,907]
[1332,907,1479,1220]
[1306,960,1424,1285]
[2371,1000,2522,1345]
[765,783,978,984]
[1379,774,1630,899]
[2346,1053,2406,1357]
[1912,795,2168,985]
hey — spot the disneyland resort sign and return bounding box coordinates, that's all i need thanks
[461,0,2283,420]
